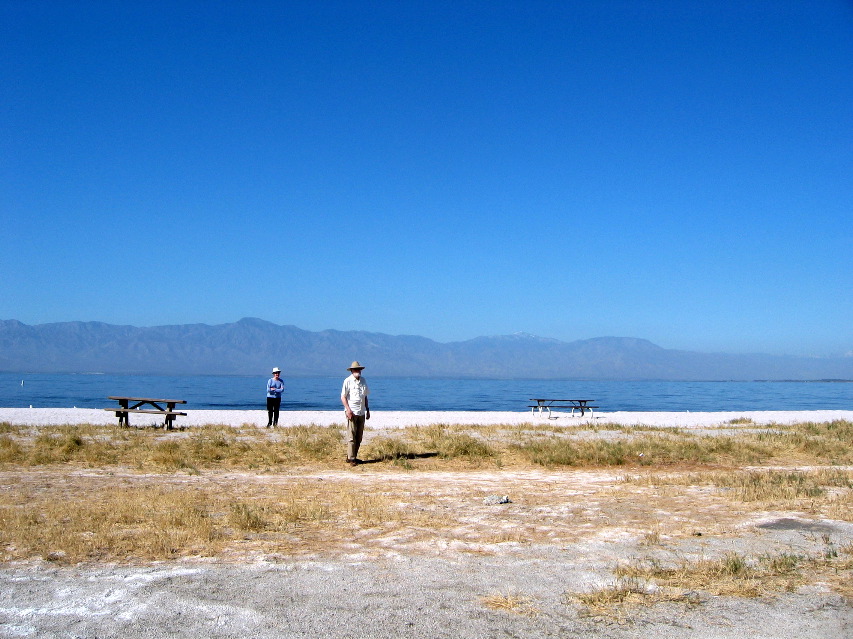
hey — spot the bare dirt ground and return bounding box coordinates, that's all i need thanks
[1,410,852,638]
[2,465,852,638]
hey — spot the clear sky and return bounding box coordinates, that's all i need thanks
[2,1,851,357]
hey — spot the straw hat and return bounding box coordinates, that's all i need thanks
[272,367,281,374]
[347,361,365,371]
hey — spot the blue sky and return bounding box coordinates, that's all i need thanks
[2,1,851,357]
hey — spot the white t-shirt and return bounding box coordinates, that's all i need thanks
[341,374,369,416]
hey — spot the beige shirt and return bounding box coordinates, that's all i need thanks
[341,374,369,415]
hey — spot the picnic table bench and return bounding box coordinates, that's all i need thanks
[105,396,187,430]
[528,398,599,419]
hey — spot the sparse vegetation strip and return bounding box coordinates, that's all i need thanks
[1,418,851,607]
[1,419,851,470]
[572,545,853,617]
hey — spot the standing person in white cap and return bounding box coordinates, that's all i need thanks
[341,361,369,465]
[266,367,284,427]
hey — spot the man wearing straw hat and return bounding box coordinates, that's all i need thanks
[266,367,284,427]
[341,361,370,465]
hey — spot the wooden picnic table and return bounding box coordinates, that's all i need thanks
[105,396,187,430]
[528,398,599,419]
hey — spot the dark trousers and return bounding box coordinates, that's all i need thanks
[266,397,281,426]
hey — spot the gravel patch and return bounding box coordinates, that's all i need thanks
[2,542,851,638]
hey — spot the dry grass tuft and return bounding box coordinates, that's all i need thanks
[570,547,846,617]
[414,424,498,461]
[571,576,697,621]
[336,488,397,528]
[616,551,811,598]
[363,436,414,462]
[481,592,540,616]
[228,501,270,532]
[640,528,662,546]
[574,576,651,608]
[715,469,843,502]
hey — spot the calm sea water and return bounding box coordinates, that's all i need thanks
[1,373,850,412]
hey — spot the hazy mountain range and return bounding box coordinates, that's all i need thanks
[0,318,850,380]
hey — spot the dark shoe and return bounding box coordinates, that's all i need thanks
[347,458,358,466]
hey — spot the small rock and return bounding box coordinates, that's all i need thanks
[483,495,511,505]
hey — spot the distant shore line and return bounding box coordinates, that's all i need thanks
[1,408,851,429]
[6,373,853,381]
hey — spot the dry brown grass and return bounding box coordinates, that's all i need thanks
[0,423,344,470]
[625,468,853,521]
[3,461,848,567]
[481,592,540,616]
[1,419,852,608]
[0,484,226,562]
[1,420,852,471]
[509,423,853,468]
[571,575,697,619]
[572,546,853,618]
[0,474,462,563]
[616,552,800,598]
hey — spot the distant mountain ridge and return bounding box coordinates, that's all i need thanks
[0,318,851,380]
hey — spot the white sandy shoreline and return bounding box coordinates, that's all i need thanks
[1,407,850,428]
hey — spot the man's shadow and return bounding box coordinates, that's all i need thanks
[359,452,439,465]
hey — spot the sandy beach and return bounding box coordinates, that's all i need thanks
[2,407,852,429]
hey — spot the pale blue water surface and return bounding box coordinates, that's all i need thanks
[1,373,850,412]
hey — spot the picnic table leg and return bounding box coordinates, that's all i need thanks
[119,399,129,427]
[164,402,175,430]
